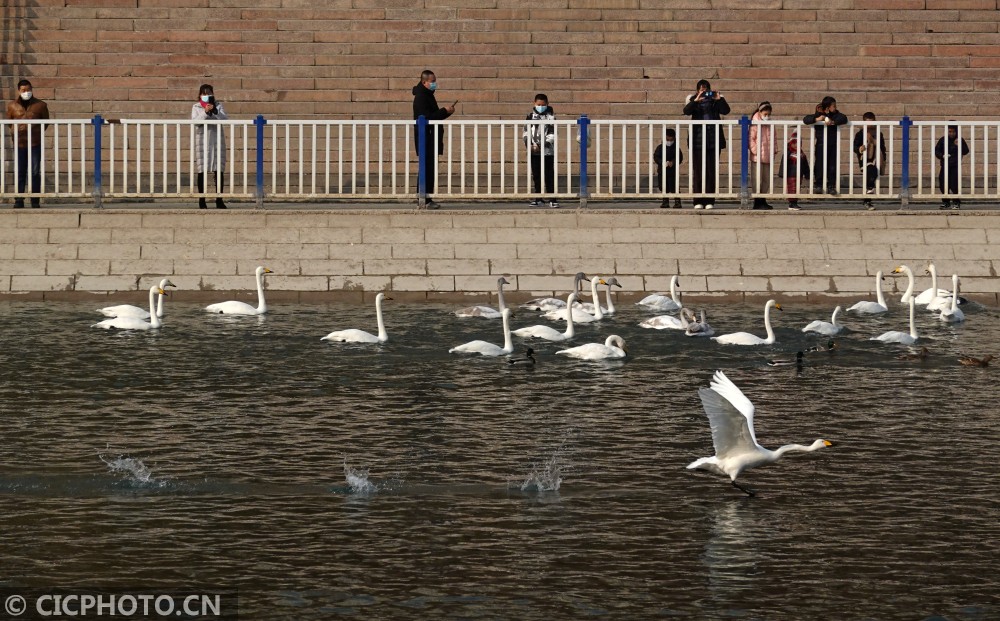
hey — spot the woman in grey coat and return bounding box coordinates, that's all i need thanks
[192,84,228,209]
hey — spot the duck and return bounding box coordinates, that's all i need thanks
[636,275,681,311]
[321,293,392,344]
[847,271,888,314]
[686,370,833,496]
[205,266,272,315]
[766,351,804,368]
[712,300,782,346]
[507,347,536,366]
[896,346,929,361]
[521,272,587,312]
[806,339,837,353]
[803,305,844,335]
[556,335,628,361]
[958,354,992,367]
[454,277,510,319]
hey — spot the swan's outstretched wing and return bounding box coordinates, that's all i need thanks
[699,371,759,458]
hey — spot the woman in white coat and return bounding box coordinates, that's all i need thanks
[192,84,228,209]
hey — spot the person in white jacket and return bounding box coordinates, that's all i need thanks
[191,84,228,209]
[524,94,557,208]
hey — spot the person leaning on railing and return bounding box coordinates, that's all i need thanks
[803,96,847,196]
[412,69,455,210]
[6,79,50,209]
[191,83,228,209]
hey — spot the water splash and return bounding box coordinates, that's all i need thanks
[343,461,377,495]
[520,454,563,492]
[99,453,158,486]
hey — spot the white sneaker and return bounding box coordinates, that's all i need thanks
[549,200,559,208]
[704,204,714,210]
[694,204,704,210]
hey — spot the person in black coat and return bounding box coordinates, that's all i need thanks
[934,123,970,210]
[682,79,730,209]
[412,70,455,209]
[653,128,683,208]
[852,111,887,210]
[803,96,848,195]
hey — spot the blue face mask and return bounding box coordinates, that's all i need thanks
[534,105,547,113]
[428,82,437,91]
[200,95,211,103]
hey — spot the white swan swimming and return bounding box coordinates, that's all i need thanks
[544,277,605,323]
[916,263,953,307]
[639,307,694,330]
[576,277,622,315]
[686,370,833,496]
[455,277,509,319]
[847,271,888,314]
[894,264,917,305]
[321,292,392,344]
[205,266,272,315]
[556,335,628,361]
[91,285,167,331]
[685,309,715,337]
[872,296,918,345]
[98,278,176,319]
[449,307,514,356]
[513,292,578,342]
[521,272,587,312]
[636,275,681,311]
[939,274,965,324]
[803,305,844,336]
[712,300,782,346]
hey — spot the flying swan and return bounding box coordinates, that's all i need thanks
[802,305,844,336]
[556,335,628,361]
[91,285,167,331]
[98,278,176,319]
[205,266,272,315]
[321,293,392,344]
[712,299,782,346]
[686,370,833,496]
[449,307,515,356]
[455,277,510,319]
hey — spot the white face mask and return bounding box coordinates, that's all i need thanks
[534,105,547,113]
[665,141,674,147]
[200,95,212,103]
[760,114,770,121]
[20,91,32,101]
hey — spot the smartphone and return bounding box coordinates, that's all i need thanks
[453,100,459,106]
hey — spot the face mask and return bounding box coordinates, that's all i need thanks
[534,105,546,113]
[665,141,674,147]
[20,91,32,101]
[760,115,770,121]
[200,95,212,103]
[428,82,437,91]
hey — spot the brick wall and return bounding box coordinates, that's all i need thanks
[2,0,999,124]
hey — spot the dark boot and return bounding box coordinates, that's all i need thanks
[199,198,208,209]
[215,198,227,209]
[13,199,24,209]
[30,198,40,208]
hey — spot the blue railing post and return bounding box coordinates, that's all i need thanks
[416,115,428,207]
[254,115,267,209]
[739,115,751,209]
[577,115,590,208]
[899,115,912,207]
[91,115,104,208]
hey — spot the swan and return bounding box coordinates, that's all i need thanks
[98,278,176,319]
[803,305,844,335]
[894,264,917,305]
[637,275,681,311]
[556,335,628,361]
[847,271,888,314]
[712,300,782,346]
[938,274,965,324]
[513,292,578,342]
[872,296,918,345]
[544,277,605,323]
[455,277,509,319]
[321,292,392,343]
[685,310,715,337]
[449,307,514,356]
[958,354,993,367]
[576,276,622,315]
[91,285,167,331]
[206,266,272,315]
[916,263,953,307]
[521,272,587,312]
[639,307,695,330]
[687,370,833,496]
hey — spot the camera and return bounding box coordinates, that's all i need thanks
[703,91,714,99]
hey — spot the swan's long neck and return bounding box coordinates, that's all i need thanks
[156,283,167,318]
[875,272,887,307]
[907,297,918,338]
[590,279,603,319]
[900,267,913,304]
[604,284,615,313]
[670,275,679,304]
[148,287,162,329]
[831,306,840,326]
[564,295,576,338]
[950,275,959,312]
[501,310,513,352]
[928,264,938,292]
[763,302,775,343]
[497,282,507,312]
[774,439,827,458]
[255,270,267,312]
[375,297,387,341]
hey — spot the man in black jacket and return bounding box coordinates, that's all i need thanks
[412,70,455,209]
[803,96,848,195]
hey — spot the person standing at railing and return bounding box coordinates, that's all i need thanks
[412,70,455,210]
[748,102,776,210]
[524,94,558,208]
[803,96,847,196]
[782,131,809,211]
[653,128,683,208]
[192,84,228,209]
[853,112,887,211]
[6,79,49,209]
[683,79,730,210]
[935,123,970,210]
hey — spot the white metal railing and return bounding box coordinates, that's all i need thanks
[4,116,1000,207]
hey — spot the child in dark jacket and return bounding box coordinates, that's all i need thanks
[653,128,683,208]
[934,124,970,210]
[783,131,809,210]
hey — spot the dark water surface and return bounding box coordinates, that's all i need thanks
[1,298,998,619]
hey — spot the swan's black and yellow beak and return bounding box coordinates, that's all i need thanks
[157,288,167,295]
[823,440,833,447]
[774,303,783,311]
[264,268,273,274]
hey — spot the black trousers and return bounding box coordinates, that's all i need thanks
[691,148,718,205]
[531,154,555,195]
[197,171,224,195]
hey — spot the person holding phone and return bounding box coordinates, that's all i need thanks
[191,84,228,209]
[803,96,847,196]
[683,79,730,209]
[412,70,456,210]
